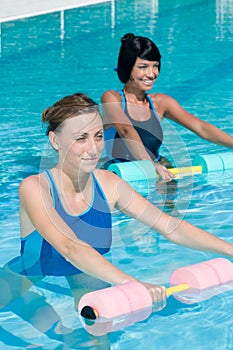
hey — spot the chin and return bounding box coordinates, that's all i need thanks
[144,84,153,90]
[81,162,98,173]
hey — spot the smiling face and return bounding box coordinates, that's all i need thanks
[129,57,160,91]
[50,112,104,174]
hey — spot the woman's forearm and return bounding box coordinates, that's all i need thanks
[63,239,138,285]
[158,215,233,257]
[197,123,233,148]
[123,193,233,259]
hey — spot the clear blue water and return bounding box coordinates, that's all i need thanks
[1,0,233,348]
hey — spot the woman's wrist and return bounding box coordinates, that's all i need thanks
[119,276,139,285]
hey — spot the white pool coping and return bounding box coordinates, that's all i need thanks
[0,0,112,23]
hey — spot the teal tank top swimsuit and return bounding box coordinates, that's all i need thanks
[9,171,112,276]
[104,90,163,162]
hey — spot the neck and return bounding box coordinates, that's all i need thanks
[54,164,91,193]
[123,85,147,103]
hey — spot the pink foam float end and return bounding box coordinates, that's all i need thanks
[169,258,233,302]
[78,281,152,335]
[78,258,233,335]
[78,281,152,319]
[170,258,233,289]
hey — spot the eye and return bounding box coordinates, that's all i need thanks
[75,136,87,143]
[138,65,147,69]
[95,133,104,141]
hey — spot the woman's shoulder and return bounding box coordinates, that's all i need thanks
[19,172,48,197]
[94,168,126,193]
[94,168,120,184]
[148,92,169,102]
[148,92,179,117]
[101,89,122,103]
[149,92,179,105]
[93,169,124,209]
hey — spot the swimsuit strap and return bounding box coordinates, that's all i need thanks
[119,89,126,110]
[44,169,57,206]
[145,94,161,123]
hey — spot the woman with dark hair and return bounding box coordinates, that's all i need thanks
[101,33,233,179]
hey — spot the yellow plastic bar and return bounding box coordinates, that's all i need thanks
[166,283,190,297]
[168,165,202,176]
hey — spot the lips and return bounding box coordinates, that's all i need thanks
[143,79,154,84]
[140,79,155,87]
[82,158,97,162]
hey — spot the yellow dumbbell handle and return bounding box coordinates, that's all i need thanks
[168,166,202,176]
[166,283,190,297]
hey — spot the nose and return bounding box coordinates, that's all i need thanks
[87,137,101,156]
[146,66,158,78]
[87,138,97,154]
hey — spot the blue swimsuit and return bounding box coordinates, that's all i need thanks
[104,90,163,162]
[9,171,112,276]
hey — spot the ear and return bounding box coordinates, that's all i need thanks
[49,131,60,151]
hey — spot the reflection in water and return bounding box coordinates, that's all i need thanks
[0,262,111,349]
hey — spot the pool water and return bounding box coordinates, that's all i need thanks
[1,0,233,348]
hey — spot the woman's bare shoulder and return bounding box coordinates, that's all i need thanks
[94,168,121,185]
[149,92,171,102]
[149,92,179,118]
[19,173,48,196]
[101,90,122,103]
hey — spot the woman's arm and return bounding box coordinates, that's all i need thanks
[19,173,167,302]
[102,90,173,179]
[156,93,233,148]
[102,90,154,160]
[113,174,233,257]
[19,174,137,285]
